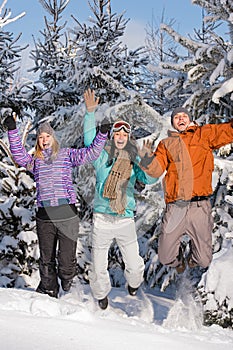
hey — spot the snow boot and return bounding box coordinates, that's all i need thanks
[128,285,138,296]
[98,296,108,310]
[36,283,58,298]
[175,245,186,274]
[175,260,186,274]
[187,255,198,269]
[61,279,73,292]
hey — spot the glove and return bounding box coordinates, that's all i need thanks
[99,117,109,134]
[138,139,154,168]
[3,114,16,130]
[140,153,154,168]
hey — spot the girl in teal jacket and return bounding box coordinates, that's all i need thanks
[83,89,157,310]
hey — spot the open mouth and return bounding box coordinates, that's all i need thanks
[116,142,126,148]
[178,122,186,127]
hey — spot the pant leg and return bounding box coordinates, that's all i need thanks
[56,216,79,282]
[158,203,187,267]
[186,200,213,267]
[89,214,113,300]
[36,218,59,292]
[115,217,144,289]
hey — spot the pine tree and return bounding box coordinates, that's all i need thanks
[144,8,180,115]
[0,0,38,288]
[191,0,233,117]
[0,1,29,131]
[28,0,76,125]
[0,121,39,288]
[68,0,149,102]
[152,0,233,120]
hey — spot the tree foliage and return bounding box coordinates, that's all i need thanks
[0,0,232,328]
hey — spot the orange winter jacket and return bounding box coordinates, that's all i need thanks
[143,121,233,203]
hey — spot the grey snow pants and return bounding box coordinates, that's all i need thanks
[158,199,214,268]
[89,213,145,300]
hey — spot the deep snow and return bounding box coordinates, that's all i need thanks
[0,273,233,350]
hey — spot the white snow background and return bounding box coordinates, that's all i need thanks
[0,252,233,350]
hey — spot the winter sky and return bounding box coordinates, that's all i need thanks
[6,0,204,49]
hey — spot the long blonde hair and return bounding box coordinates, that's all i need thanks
[34,135,60,160]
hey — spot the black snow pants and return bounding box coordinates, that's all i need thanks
[36,213,79,294]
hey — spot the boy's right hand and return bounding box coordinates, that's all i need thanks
[138,139,154,158]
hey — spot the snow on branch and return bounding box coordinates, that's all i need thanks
[160,23,207,52]
[21,120,32,147]
[212,77,233,104]
[92,66,161,118]
[0,0,25,29]
[93,66,137,98]
[0,139,15,165]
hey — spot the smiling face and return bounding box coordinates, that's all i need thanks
[38,132,54,150]
[172,112,191,132]
[113,129,129,150]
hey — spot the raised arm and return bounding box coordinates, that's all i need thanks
[4,114,33,169]
[69,130,108,166]
[83,89,100,146]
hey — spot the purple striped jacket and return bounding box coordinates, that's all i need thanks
[8,128,107,208]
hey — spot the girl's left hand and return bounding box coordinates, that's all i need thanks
[84,89,100,113]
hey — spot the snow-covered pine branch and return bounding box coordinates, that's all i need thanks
[0,0,25,29]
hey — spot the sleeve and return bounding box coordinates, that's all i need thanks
[69,131,107,166]
[8,129,33,169]
[207,121,233,149]
[84,111,97,147]
[134,163,158,185]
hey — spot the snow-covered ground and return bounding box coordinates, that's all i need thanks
[1,275,233,350]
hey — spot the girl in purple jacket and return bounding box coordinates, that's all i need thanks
[4,114,107,298]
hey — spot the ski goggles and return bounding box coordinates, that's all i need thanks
[112,120,131,133]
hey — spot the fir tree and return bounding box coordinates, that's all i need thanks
[28,0,76,125]
[144,8,180,115]
[0,121,38,288]
[68,0,149,102]
[0,0,37,288]
[0,0,29,131]
[153,0,233,120]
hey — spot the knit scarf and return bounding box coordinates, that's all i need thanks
[103,149,133,215]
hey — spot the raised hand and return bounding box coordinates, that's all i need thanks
[138,139,154,159]
[84,88,100,113]
[99,117,109,134]
[1,108,16,130]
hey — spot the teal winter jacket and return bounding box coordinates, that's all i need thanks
[84,112,157,217]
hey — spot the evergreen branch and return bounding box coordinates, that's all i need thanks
[0,139,17,166]
[22,120,32,146]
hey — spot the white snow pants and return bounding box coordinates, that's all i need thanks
[89,213,145,300]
